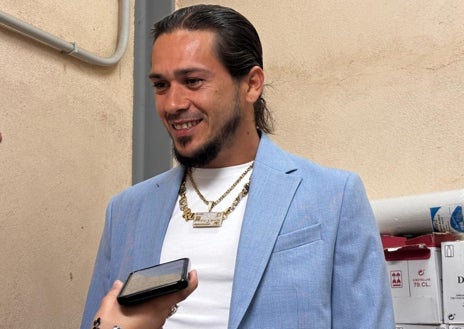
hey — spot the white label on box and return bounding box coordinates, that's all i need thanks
[409,250,442,298]
[389,261,410,297]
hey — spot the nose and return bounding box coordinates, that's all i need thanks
[162,83,190,114]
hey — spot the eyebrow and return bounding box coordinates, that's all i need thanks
[148,67,211,80]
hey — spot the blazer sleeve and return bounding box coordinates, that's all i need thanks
[331,173,395,328]
[80,200,114,329]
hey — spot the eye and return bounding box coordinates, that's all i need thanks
[185,78,203,89]
[152,80,169,93]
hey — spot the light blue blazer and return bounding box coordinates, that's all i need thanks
[81,133,394,329]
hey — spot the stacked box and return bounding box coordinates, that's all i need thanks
[382,233,457,324]
[442,241,464,324]
[385,244,442,323]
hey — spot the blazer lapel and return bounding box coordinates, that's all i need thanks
[131,166,185,269]
[228,135,301,329]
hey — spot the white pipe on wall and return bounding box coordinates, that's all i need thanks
[0,0,129,66]
[371,189,464,236]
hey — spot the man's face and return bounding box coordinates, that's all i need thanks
[150,30,256,168]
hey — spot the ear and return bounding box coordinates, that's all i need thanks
[243,66,264,104]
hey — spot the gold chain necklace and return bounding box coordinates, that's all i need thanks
[178,164,253,228]
[187,162,253,211]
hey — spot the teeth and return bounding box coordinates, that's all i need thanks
[173,120,199,130]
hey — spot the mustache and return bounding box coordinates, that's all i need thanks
[166,111,204,121]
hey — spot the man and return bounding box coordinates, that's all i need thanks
[81,4,394,329]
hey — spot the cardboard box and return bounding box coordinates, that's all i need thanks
[386,245,442,323]
[383,234,456,324]
[442,241,464,324]
[382,235,407,248]
[406,233,457,247]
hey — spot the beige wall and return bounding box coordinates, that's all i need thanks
[1,0,463,327]
[179,0,464,199]
[0,0,133,327]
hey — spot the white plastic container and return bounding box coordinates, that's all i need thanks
[371,189,464,236]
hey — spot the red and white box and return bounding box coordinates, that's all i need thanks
[442,240,464,324]
[383,234,456,324]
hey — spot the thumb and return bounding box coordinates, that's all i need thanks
[107,280,124,299]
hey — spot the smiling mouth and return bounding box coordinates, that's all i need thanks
[172,119,202,130]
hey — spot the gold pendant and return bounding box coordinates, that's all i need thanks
[193,212,223,228]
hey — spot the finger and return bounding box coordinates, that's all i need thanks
[101,280,123,306]
[167,270,199,306]
[93,281,124,323]
[103,280,124,302]
[184,270,198,295]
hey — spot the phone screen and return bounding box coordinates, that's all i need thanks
[118,258,190,305]
[121,259,187,295]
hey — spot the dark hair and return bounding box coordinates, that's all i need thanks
[152,4,274,134]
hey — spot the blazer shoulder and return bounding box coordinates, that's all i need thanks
[257,133,358,184]
[298,154,356,179]
[110,166,184,205]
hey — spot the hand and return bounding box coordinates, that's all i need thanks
[92,270,198,329]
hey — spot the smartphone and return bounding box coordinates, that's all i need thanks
[117,258,190,306]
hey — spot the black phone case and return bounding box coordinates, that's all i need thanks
[117,258,190,306]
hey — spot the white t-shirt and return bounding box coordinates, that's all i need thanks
[160,162,253,329]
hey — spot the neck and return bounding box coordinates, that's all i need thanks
[200,129,260,169]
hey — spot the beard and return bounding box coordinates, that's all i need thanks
[173,101,241,168]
